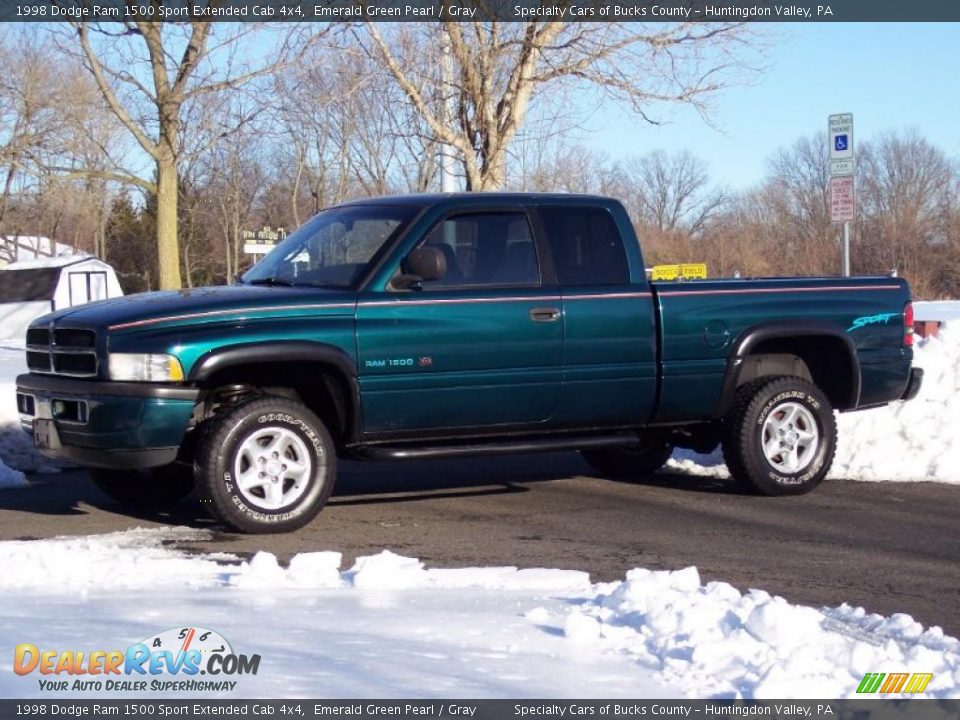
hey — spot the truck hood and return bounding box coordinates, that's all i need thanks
[41,284,357,332]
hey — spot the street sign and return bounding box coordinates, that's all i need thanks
[243,242,277,255]
[829,159,855,177]
[242,227,286,256]
[830,176,855,223]
[650,263,708,281]
[828,114,855,276]
[829,113,853,161]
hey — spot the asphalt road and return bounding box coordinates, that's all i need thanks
[4,454,959,635]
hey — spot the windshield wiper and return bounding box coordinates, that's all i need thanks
[245,277,296,287]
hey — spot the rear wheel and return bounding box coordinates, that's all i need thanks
[722,375,836,496]
[582,439,674,479]
[194,396,336,534]
[90,465,194,507]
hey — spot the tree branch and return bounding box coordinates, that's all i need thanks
[43,166,156,193]
[73,22,159,160]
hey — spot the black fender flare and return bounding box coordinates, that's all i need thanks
[188,340,361,440]
[189,340,357,382]
[714,321,861,417]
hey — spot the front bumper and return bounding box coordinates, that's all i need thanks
[15,374,199,470]
[900,367,924,401]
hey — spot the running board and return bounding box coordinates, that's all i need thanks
[352,433,640,461]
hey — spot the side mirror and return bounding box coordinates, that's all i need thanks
[394,247,447,289]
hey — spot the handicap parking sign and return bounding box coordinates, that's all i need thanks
[829,113,853,160]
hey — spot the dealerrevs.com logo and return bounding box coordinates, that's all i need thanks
[14,627,260,693]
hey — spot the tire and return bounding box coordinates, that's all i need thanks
[722,375,836,496]
[582,439,674,479]
[90,465,194,507]
[194,396,336,534]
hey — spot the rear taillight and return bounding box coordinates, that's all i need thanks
[904,302,914,346]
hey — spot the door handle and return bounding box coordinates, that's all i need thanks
[529,307,562,323]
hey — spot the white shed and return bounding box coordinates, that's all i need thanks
[0,255,124,340]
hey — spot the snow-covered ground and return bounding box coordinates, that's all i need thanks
[0,528,957,699]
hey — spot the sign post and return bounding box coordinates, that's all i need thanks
[828,113,854,276]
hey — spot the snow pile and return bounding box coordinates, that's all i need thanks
[0,340,50,479]
[0,528,957,699]
[0,529,665,699]
[0,528,233,592]
[230,550,344,589]
[555,566,960,699]
[0,235,78,262]
[0,341,32,486]
[667,323,960,484]
[665,447,728,479]
[233,548,591,592]
[832,326,960,482]
[914,300,960,323]
[1,254,92,270]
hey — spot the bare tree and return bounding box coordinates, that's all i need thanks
[618,150,726,237]
[856,130,958,297]
[52,22,329,289]
[359,21,760,190]
[0,32,78,237]
[201,131,270,282]
[277,46,439,216]
[0,30,125,260]
[697,193,780,278]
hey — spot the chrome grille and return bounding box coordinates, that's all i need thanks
[26,327,98,377]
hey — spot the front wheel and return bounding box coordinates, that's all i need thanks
[90,465,194,507]
[194,396,336,534]
[722,376,836,496]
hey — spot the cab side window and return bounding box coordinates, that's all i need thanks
[540,206,629,286]
[419,212,540,288]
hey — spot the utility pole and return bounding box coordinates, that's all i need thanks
[439,27,457,193]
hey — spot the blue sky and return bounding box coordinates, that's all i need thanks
[582,23,960,189]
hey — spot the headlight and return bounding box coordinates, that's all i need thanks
[108,353,184,382]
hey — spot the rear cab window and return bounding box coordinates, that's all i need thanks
[538,206,629,287]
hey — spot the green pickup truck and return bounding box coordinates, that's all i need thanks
[16,193,923,533]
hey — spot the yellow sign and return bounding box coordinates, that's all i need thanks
[651,264,708,281]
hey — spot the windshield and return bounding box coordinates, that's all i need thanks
[241,205,418,289]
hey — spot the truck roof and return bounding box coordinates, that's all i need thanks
[335,192,619,209]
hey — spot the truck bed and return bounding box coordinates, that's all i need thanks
[651,276,912,422]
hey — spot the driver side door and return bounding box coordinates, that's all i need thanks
[355,210,563,436]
